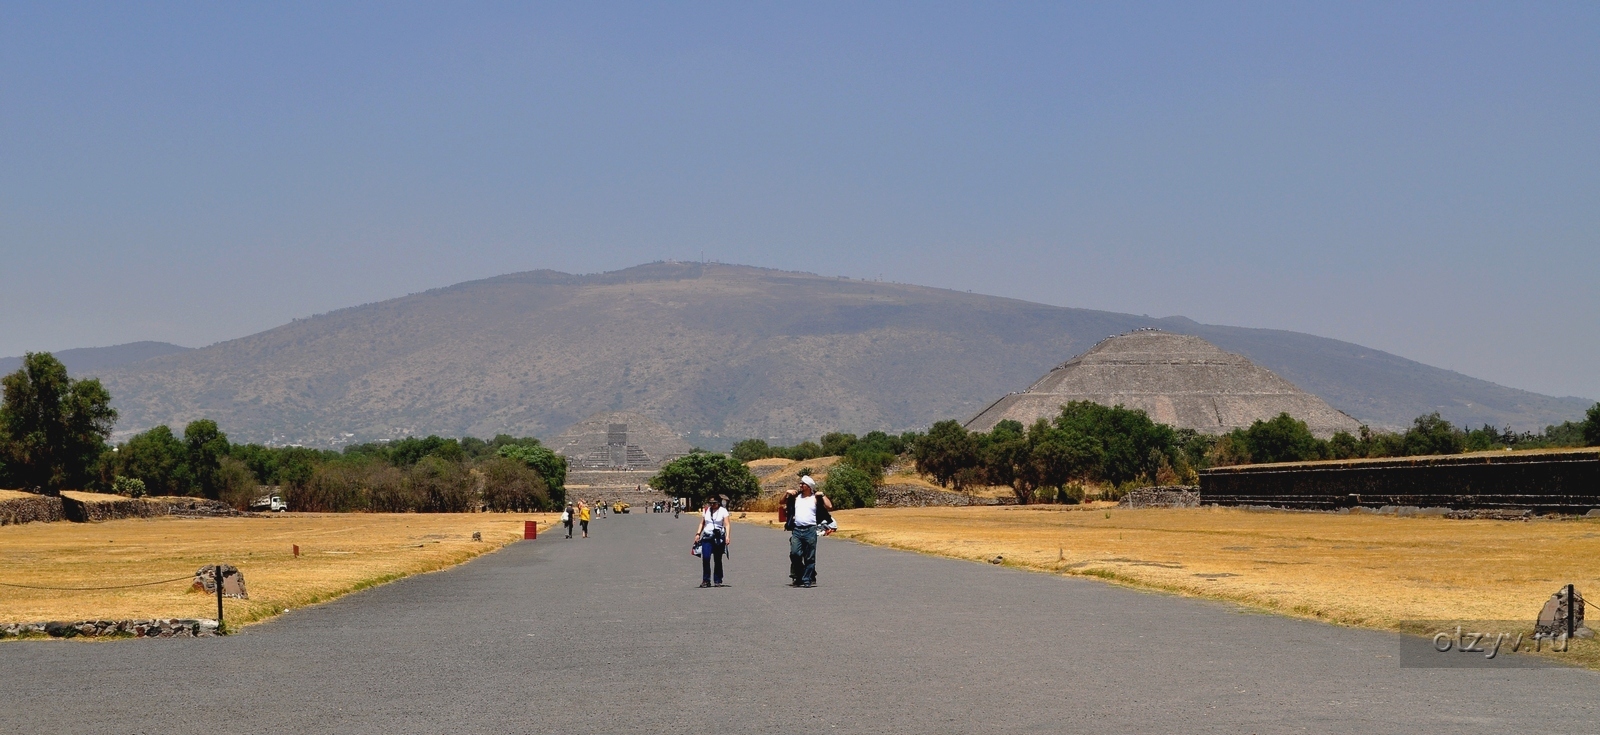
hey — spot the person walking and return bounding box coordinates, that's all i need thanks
[578,501,591,538]
[562,503,575,539]
[783,476,833,588]
[692,497,730,587]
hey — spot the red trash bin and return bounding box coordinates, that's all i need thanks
[524,521,537,540]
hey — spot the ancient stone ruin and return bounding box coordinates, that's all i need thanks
[551,411,693,503]
[1535,586,1590,639]
[965,329,1361,438]
[192,564,248,599]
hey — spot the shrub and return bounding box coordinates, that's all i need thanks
[111,475,147,498]
[822,464,875,509]
[1586,403,1600,447]
[480,456,550,511]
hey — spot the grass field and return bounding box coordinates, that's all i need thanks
[744,504,1600,667]
[0,512,554,630]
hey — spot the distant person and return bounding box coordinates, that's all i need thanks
[562,504,575,539]
[783,476,834,588]
[692,497,730,587]
[579,501,591,538]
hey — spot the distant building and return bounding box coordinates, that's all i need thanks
[550,411,692,471]
[964,330,1362,438]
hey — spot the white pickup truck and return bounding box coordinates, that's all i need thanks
[250,494,288,512]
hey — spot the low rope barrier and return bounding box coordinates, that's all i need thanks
[0,575,194,591]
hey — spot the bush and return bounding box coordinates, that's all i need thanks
[822,464,875,509]
[1050,483,1085,505]
[1586,403,1600,447]
[111,475,147,498]
[480,456,550,511]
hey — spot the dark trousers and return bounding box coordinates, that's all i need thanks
[699,539,724,584]
[789,525,818,584]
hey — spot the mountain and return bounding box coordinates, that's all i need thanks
[0,342,191,376]
[80,263,1590,446]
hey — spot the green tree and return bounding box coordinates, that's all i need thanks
[1585,403,1600,447]
[914,420,980,489]
[0,352,118,494]
[1401,413,1464,456]
[1052,401,1175,484]
[497,443,568,507]
[648,452,761,508]
[117,425,191,496]
[1328,431,1363,460]
[980,420,1027,491]
[784,441,823,461]
[731,439,775,462]
[822,463,875,509]
[1012,419,1100,504]
[1237,413,1326,465]
[820,432,857,457]
[184,419,231,499]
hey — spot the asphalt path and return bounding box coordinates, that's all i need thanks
[3,512,1596,734]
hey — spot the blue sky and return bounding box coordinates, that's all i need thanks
[2,2,1596,400]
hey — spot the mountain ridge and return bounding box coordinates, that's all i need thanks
[69,263,1590,446]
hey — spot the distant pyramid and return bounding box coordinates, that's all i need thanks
[965,330,1362,438]
[549,411,693,471]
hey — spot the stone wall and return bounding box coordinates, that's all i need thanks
[0,493,64,525]
[874,482,1007,508]
[2,618,220,639]
[1120,486,1201,509]
[60,493,240,522]
[1200,449,1600,512]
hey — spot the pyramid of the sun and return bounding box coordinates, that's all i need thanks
[964,330,1362,438]
[550,411,693,471]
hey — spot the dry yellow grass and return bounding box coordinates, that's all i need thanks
[743,505,1600,666]
[0,512,554,629]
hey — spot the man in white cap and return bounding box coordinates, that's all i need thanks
[783,475,834,588]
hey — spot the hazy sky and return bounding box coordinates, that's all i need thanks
[3,3,1596,400]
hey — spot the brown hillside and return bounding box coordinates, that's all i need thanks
[89,263,1591,445]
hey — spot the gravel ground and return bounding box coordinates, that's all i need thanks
[2,512,1595,734]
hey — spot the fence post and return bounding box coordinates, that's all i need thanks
[1568,583,1576,644]
[215,564,224,633]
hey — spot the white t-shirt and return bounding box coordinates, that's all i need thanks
[702,506,729,534]
[793,494,818,526]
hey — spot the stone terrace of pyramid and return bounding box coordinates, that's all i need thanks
[965,330,1362,438]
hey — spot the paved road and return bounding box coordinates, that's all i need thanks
[3,512,1596,734]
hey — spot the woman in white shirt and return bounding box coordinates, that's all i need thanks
[693,496,731,587]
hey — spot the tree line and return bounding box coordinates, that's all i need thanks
[908,402,1600,504]
[0,352,566,511]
